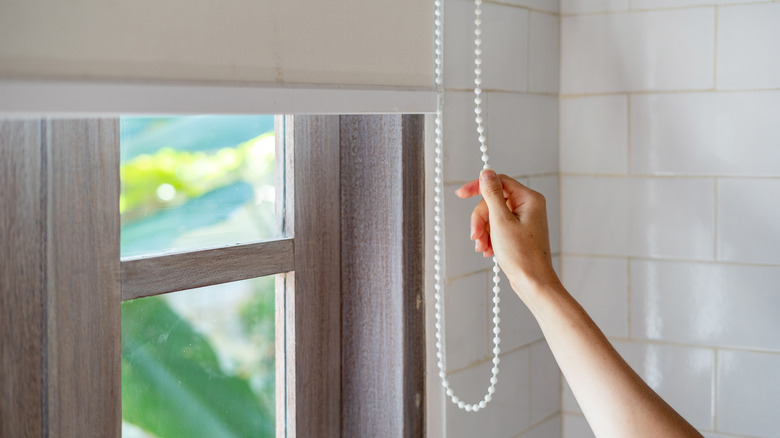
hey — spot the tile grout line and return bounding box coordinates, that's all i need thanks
[626,94,632,174]
[527,342,533,428]
[484,0,559,16]
[526,10,531,94]
[557,11,566,433]
[510,411,561,438]
[445,268,492,286]
[560,172,780,180]
[444,171,560,187]
[445,87,559,96]
[446,338,547,377]
[713,6,720,89]
[604,336,780,357]
[561,1,774,17]
[713,178,719,261]
[713,347,719,432]
[626,257,632,339]
[443,251,563,283]
[562,410,586,417]
[561,87,780,97]
[561,251,780,269]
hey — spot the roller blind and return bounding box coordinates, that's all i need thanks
[0,0,433,89]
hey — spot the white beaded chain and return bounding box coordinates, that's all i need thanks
[433,0,502,413]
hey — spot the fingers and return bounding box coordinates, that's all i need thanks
[500,176,542,215]
[455,178,480,199]
[477,233,494,257]
[471,198,490,252]
[479,169,513,221]
[471,199,495,257]
[457,172,535,206]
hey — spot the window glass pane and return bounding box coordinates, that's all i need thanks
[121,276,277,437]
[120,115,280,259]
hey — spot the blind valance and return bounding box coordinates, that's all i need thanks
[0,1,433,90]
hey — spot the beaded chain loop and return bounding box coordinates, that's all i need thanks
[433,0,502,413]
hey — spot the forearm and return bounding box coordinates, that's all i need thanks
[516,280,702,438]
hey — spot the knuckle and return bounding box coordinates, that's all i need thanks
[530,190,546,205]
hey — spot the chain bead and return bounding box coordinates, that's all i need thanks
[432,0,501,413]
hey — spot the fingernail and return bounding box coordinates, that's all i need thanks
[475,241,479,251]
[480,168,497,181]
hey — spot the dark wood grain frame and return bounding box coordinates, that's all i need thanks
[0,114,425,437]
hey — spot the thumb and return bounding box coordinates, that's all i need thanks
[479,169,512,220]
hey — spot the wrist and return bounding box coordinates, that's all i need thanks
[507,268,564,307]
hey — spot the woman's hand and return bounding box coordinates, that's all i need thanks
[455,169,561,296]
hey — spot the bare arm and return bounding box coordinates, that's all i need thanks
[456,169,702,438]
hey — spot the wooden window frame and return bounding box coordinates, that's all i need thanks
[1,114,425,437]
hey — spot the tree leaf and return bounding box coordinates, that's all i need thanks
[121,297,274,438]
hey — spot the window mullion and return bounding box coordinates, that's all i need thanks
[289,115,342,437]
[44,118,121,436]
[120,238,294,300]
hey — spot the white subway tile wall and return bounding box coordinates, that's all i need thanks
[443,0,479,90]
[717,3,780,90]
[561,0,628,14]
[561,9,714,94]
[426,0,562,437]
[498,286,544,352]
[563,414,596,438]
[528,12,560,93]
[528,175,561,252]
[561,176,715,259]
[486,92,559,176]
[442,91,490,183]
[717,178,780,265]
[630,92,780,176]
[560,95,628,174]
[530,341,562,423]
[614,341,715,430]
[517,414,562,438]
[561,256,628,338]
[446,349,532,438]
[444,272,490,372]
[561,2,780,437]
[444,0,529,92]
[632,0,756,9]
[716,350,780,436]
[561,381,579,414]
[501,0,559,13]
[630,260,780,351]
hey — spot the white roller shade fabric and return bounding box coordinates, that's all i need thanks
[0,0,432,89]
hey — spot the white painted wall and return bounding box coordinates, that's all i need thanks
[426,0,562,436]
[560,2,780,438]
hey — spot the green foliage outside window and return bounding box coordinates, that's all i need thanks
[120,116,277,438]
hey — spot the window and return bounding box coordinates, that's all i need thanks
[1,114,425,437]
[119,115,280,437]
